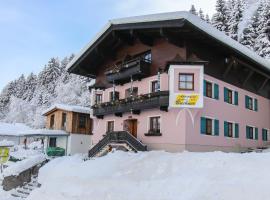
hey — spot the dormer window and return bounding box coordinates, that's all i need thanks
[179,73,194,90]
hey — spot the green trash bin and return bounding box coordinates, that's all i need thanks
[46,147,65,157]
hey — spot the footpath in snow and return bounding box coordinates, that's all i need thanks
[27,150,270,200]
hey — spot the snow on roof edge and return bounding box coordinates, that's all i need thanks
[42,103,90,115]
[66,11,270,73]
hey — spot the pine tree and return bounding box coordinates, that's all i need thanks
[254,1,270,58]
[23,73,37,101]
[227,0,245,41]
[240,6,261,50]
[189,5,198,16]
[199,9,205,20]
[205,14,210,23]
[212,0,229,33]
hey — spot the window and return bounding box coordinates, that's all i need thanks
[125,87,138,98]
[200,117,219,136]
[246,126,258,140]
[204,80,219,99]
[149,116,160,133]
[224,121,239,138]
[224,87,238,105]
[78,114,87,128]
[206,118,212,135]
[262,129,268,141]
[179,73,194,90]
[109,91,119,101]
[49,137,56,147]
[50,114,55,129]
[144,52,152,63]
[151,80,159,93]
[107,121,114,133]
[95,94,102,104]
[61,113,67,130]
[245,95,258,111]
[206,81,212,98]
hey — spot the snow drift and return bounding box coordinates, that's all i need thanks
[27,151,270,200]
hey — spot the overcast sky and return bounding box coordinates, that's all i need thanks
[0,0,216,91]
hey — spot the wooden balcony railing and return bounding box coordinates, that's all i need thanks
[92,91,169,118]
[105,56,151,84]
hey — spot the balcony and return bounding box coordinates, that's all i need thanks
[92,91,169,118]
[105,53,151,84]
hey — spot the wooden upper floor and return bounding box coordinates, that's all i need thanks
[43,104,92,135]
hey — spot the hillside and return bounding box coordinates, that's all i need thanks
[0,55,90,128]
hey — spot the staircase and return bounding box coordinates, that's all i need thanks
[88,131,147,157]
[10,175,40,199]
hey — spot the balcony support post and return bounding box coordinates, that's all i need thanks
[130,75,133,97]
[157,68,161,92]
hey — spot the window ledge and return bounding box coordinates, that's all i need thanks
[144,132,162,136]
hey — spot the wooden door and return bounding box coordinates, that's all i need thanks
[123,119,137,138]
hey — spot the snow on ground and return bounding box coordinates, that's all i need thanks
[27,150,270,200]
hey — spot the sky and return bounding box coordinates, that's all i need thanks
[0,0,216,91]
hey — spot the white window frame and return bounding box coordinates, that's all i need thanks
[149,79,159,93]
[225,120,237,138]
[147,115,162,133]
[224,86,236,105]
[204,116,217,136]
[247,125,256,140]
[204,79,215,99]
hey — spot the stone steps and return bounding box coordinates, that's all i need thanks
[10,176,39,199]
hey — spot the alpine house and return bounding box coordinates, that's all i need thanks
[67,11,270,156]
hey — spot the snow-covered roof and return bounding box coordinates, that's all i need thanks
[67,11,270,73]
[0,139,14,147]
[0,122,68,137]
[42,103,90,116]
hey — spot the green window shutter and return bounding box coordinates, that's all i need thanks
[214,84,219,100]
[201,117,206,134]
[234,91,238,105]
[266,130,268,141]
[203,80,206,96]
[224,121,228,137]
[245,96,249,109]
[235,123,239,138]
[224,88,228,103]
[255,128,258,140]
[246,126,249,139]
[254,99,258,111]
[214,119,219,136]
[262,129,267,141]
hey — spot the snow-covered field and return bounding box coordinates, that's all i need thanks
[25,150,270,200]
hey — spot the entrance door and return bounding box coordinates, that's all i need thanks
[123,119,138,138]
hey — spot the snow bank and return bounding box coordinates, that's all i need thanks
[27,151,270,200]
[0,122,32,136]
[3,155,46,177]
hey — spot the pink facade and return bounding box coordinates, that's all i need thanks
[91,67,270,152]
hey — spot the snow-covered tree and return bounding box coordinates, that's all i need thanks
[23,73,37,101]
[199,9,205,20]
[189,5,198,16]
[212,0,229,33]
[205,14,210,23]
[254,1,270,58]
[227,0,245,40]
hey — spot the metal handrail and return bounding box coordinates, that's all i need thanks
[88,131,147,157]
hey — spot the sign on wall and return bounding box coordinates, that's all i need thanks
[0,147,10,164]
[169,65,204,108]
